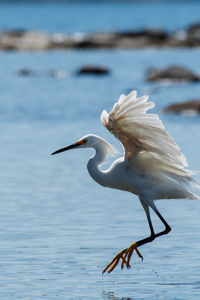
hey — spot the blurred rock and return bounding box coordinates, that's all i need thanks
[17,68,35,76]
[1,23,200,50]
[187,23,200,45]
[2,29,27,38]
[17,68,69,79]
[74,32,117,48]
[50,33,77,49]
[76,65,110,75]
[117,28,168,42]
[0,30,51,50]
[146,65,200,83]
[75,29,168,49]
[166,30,188,47]
[48,69,68,79]
[163,99,200,116]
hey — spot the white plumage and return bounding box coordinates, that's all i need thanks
[101,90,188,168]
[52,90,199,273]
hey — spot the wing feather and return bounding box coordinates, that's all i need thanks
[100,90,190,180]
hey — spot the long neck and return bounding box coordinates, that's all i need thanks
[87,142,109,187]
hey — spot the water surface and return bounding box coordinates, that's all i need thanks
[0,0,200,33]
[1,1,200,299]
[1,48,200,299]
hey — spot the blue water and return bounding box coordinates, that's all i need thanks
[1,1,200,300]
[0,0,200,33]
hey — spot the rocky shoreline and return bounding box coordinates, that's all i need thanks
[1,23,200,50]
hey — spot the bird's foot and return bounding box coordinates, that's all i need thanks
[102,249,127,274]
[102,242,143,274]
[121,242,143,270]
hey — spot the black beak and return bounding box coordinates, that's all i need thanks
[51,142,80,155]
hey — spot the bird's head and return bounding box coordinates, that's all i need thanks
[51,134,118,157]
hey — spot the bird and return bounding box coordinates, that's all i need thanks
[51,90,199,274]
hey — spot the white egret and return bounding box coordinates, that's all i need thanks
[51,90,199,273]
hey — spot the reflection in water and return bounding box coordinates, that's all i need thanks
[102,291,134,300]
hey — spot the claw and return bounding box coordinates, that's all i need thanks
[108,257,120,273]
[123,246,134,268]
[102,249,126,274]
[135,247,143,261]
[102,242,143,274]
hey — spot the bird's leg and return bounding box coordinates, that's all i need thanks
[102,202,171,274]
[103,205,152,274]
[121,202,154,269]
[153,208,171,238]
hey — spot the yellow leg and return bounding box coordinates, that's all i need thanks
[102,242,143,274]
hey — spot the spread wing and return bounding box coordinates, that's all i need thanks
[100,90,191,179]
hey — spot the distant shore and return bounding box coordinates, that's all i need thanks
[1,23,200,51]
